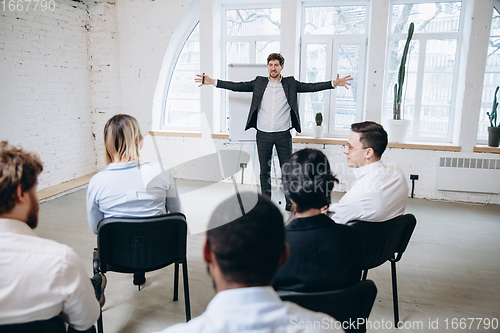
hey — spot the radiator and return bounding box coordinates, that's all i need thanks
[436,157,500,194]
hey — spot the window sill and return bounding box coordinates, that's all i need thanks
[150,130,202,138]
[294,135,461,152]
[153,132,463,152]
[473,145,500,154]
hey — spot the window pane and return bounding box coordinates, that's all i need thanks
[479,7,500,141]
[226,9,281,36]
[391,2,461,34]
[226,42,250,64]
[335,44,360,130]
[304,6,366,35]
[491,7,500,35]
[303,44,327,130]
[256,41,280,64]
[164,24,200,127]
[419,39,457,138]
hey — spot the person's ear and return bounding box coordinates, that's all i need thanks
[365,147,375,160]
[203,237,213,264]
[278,243,290,268]
[16,184,28,204]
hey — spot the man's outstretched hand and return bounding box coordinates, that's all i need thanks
[195,74,215,87]
[334,74,353,89]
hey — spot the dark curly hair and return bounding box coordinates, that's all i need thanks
[282,149,338,213]
[267,53,285,66]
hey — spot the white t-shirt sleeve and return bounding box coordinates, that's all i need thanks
[59,248,100,331]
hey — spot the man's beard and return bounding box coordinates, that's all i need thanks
[26,191,39,229]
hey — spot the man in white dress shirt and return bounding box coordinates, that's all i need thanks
[0,141,102,331]
[329,121,408,224]
[197,53,352,209]
[154,192,344,333]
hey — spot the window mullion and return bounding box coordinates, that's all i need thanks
[412,37,427,140]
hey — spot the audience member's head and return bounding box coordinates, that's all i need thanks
[104,114,143,165]
[205,192,288,290]
[267,53,285,66]
[282,149,338,213]
[350,121,388,158]
[345,121,387,167]
[0,141,43,228]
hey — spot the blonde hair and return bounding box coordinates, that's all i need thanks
[0,141,43,215]
[104,114,142,165]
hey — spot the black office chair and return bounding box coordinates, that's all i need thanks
[278,280,377,333]
[347,213,417,328]
[93,213,191,333]
[0,316,66,333]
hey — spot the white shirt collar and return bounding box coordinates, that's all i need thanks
[0,218,36,236]
[352,160,384,180]
[267,75,282,84]
[205,286,279,314]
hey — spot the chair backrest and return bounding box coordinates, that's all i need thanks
[97,213,187,274]
[0,316,66,333]
[278,280,377,332]
[347,214,417,270]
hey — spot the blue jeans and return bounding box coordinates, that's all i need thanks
[256,130,292,199]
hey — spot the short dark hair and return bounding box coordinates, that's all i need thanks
[351,121,388,158]
[207,192,285,286]
[267,53,285,66]
[282,149,338,213]
[0,141,43,215]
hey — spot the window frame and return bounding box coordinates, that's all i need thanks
[384,0,466,143]
[219,3,282,132]
[161,18,201,131]
[299,0,369,137]
[478,0,500,144]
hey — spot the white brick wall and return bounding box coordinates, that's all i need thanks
[0,0,95,190]
[87,2,121,170]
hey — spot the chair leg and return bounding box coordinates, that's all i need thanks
[391,261,399,328]
[173,262,179,301]
[97,310,103,333]
[182,260,191,322]
[362,269,368,281]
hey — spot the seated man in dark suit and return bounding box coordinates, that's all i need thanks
[274,149,362,292]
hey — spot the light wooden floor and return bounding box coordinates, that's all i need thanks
[36,180,500,333]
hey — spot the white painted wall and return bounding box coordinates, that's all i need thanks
[0,0,95,190]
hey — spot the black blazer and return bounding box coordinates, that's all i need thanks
[273,214,362,293]
[217,76,334,133]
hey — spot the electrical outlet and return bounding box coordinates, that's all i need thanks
[240,163,247,168]
[410,174,419,180]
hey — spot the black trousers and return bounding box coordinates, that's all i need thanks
[256,130,292,199]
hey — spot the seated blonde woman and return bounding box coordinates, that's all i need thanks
[86,114,182,286]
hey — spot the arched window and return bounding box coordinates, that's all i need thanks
[163,22,200,129]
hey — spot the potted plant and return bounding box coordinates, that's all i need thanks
[387,22,414,143]
[313,112,324,138]
[487,86,500,147]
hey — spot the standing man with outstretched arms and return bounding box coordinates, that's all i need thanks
[196,53,352,210]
